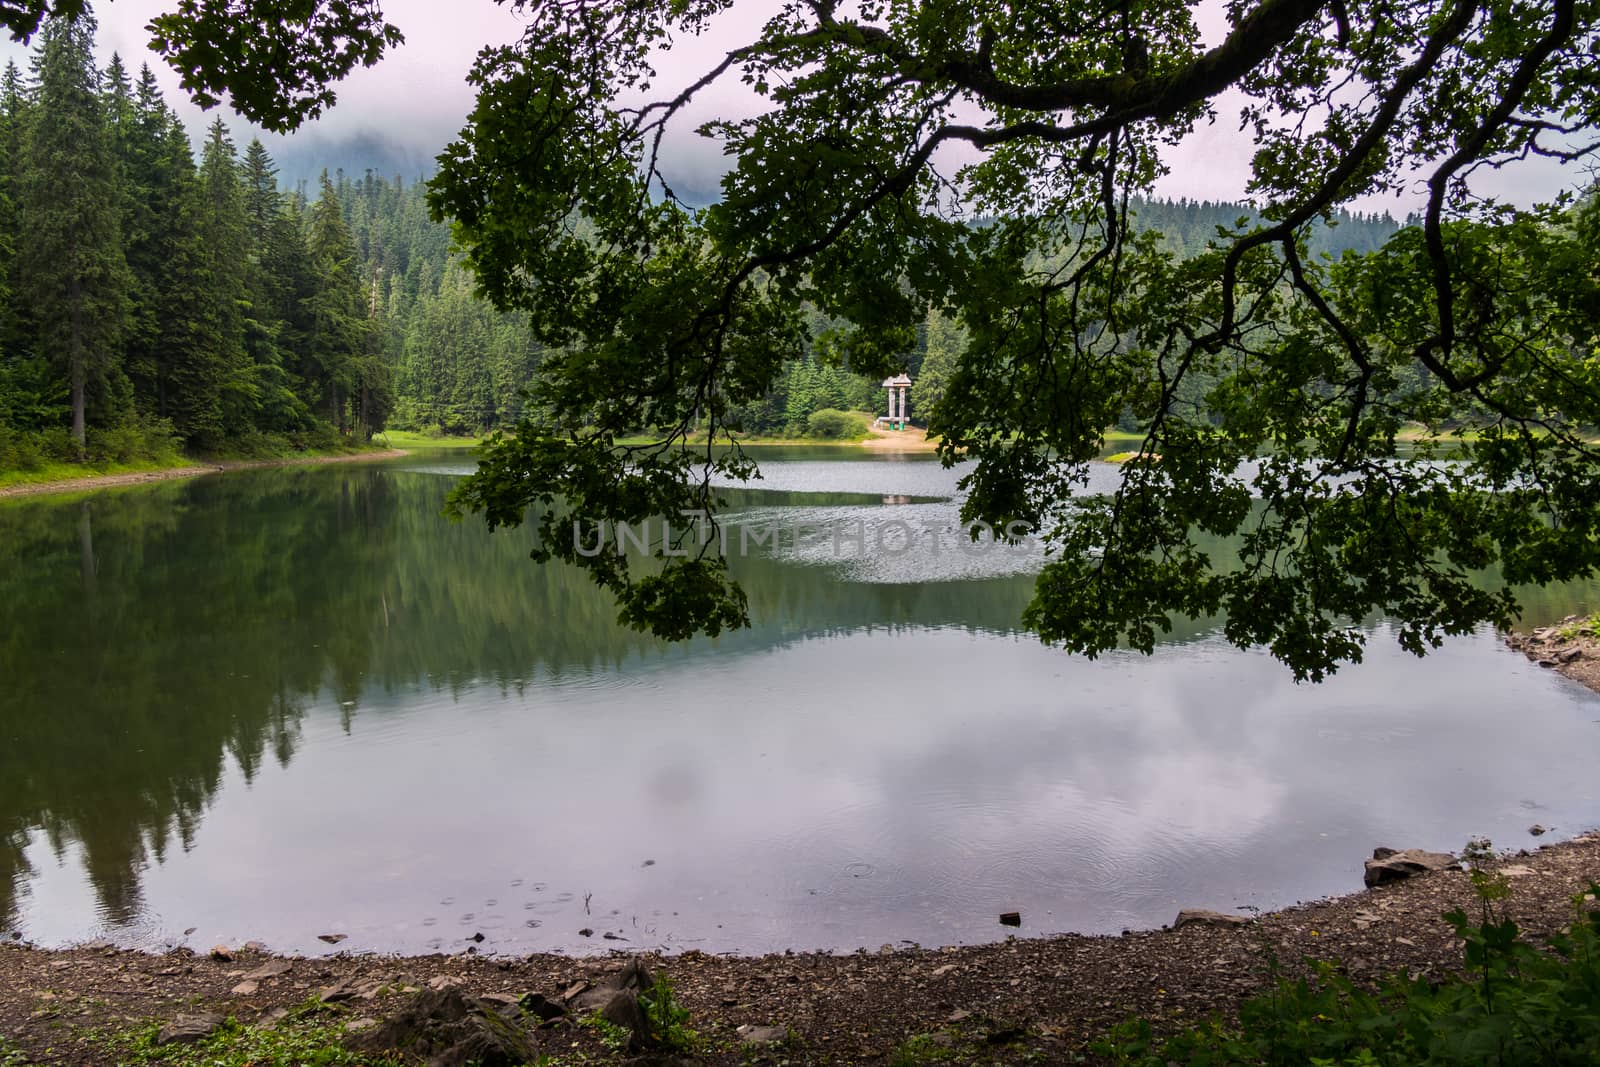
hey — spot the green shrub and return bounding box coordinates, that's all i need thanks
[86,417,181,466]
[806,408,867,439]
[1095,866,1600,1065]
[0,427,43,471]
[639,973,698,1053]
[37,426,77,461]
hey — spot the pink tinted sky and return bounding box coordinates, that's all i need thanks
[3,0,1583,211]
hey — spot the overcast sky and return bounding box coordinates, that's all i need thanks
[3,0,1583,211]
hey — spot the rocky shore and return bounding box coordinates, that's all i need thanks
[3,830,1599,1065]
[1504,614,1600,693]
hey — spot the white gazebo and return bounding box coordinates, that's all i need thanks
[877,373,913,431]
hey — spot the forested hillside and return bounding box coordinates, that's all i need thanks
[0,13,1410,475]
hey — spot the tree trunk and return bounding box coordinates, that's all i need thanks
[69,285,87,459]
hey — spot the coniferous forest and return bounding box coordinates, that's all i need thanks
[0,14,1409,474]
[0,14,549,474]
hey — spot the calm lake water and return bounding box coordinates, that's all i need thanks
[3,448,1600,957]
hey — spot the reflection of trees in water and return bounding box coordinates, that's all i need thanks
[1,465,1596,931]
[0,472,390,927]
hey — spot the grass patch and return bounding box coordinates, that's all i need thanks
[109,1014,402,1067]
[889,1032,965,1066]
[0,454,191,490]
[375,429,487,451]
[1556,614,1600,641]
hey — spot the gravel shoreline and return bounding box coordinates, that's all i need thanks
[3,830,1597,1064]
[0,449,409,500]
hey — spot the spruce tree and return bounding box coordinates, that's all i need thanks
[303,171,364,433]
[195,117,252,439]
[17,12,126,455]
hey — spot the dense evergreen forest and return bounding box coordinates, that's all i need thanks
[0,13,554,473]
[0,14,1408,473]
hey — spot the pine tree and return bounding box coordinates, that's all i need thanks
[17,12,127,455]
[303,171,365,432]
[0,61,25,336]
[912,311,960,422]
[195,117,253,438]
[109,63,171,421]
[238,138,310,432]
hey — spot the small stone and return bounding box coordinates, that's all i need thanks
[230,980,259,996]
[479,992,520,1008]
[426,975,465,992]
[578,928,594,938]
[469,932,485,944]
[344,1017,377,1033]
[1352,910,1382,928]
[998,912,1022,927]
[320,977,363,1003]
[602,932,627,941]
[1560,647,1584,663]
[208,945,234,962]
[932,964,957,977]
[1500,864,1538,877]
[317,933,348,945]
[156,1012,224,1046]
[258,1007,289,1030]
[1538,658,1558,668]
[1529,824,1548,836]
[561,980,589,1002]
[948,1009,973,1024]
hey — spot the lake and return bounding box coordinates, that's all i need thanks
[2,448,1599,957]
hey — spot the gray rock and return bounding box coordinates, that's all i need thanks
[478,992,520,1009]
[1363,847,1460,887]
[320,976,373,1003]
[230,980,259,996]
[348,987,537,1067]
[156,1012,225,1046]
[1172,909,1249,930]
[1529,824,1548,836]
[738,1024,787,1045]
[244,959,293,981]
[570,960,652,1013]
[601,989,650,1051]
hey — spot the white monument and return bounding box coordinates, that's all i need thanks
[879,373,912,431]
